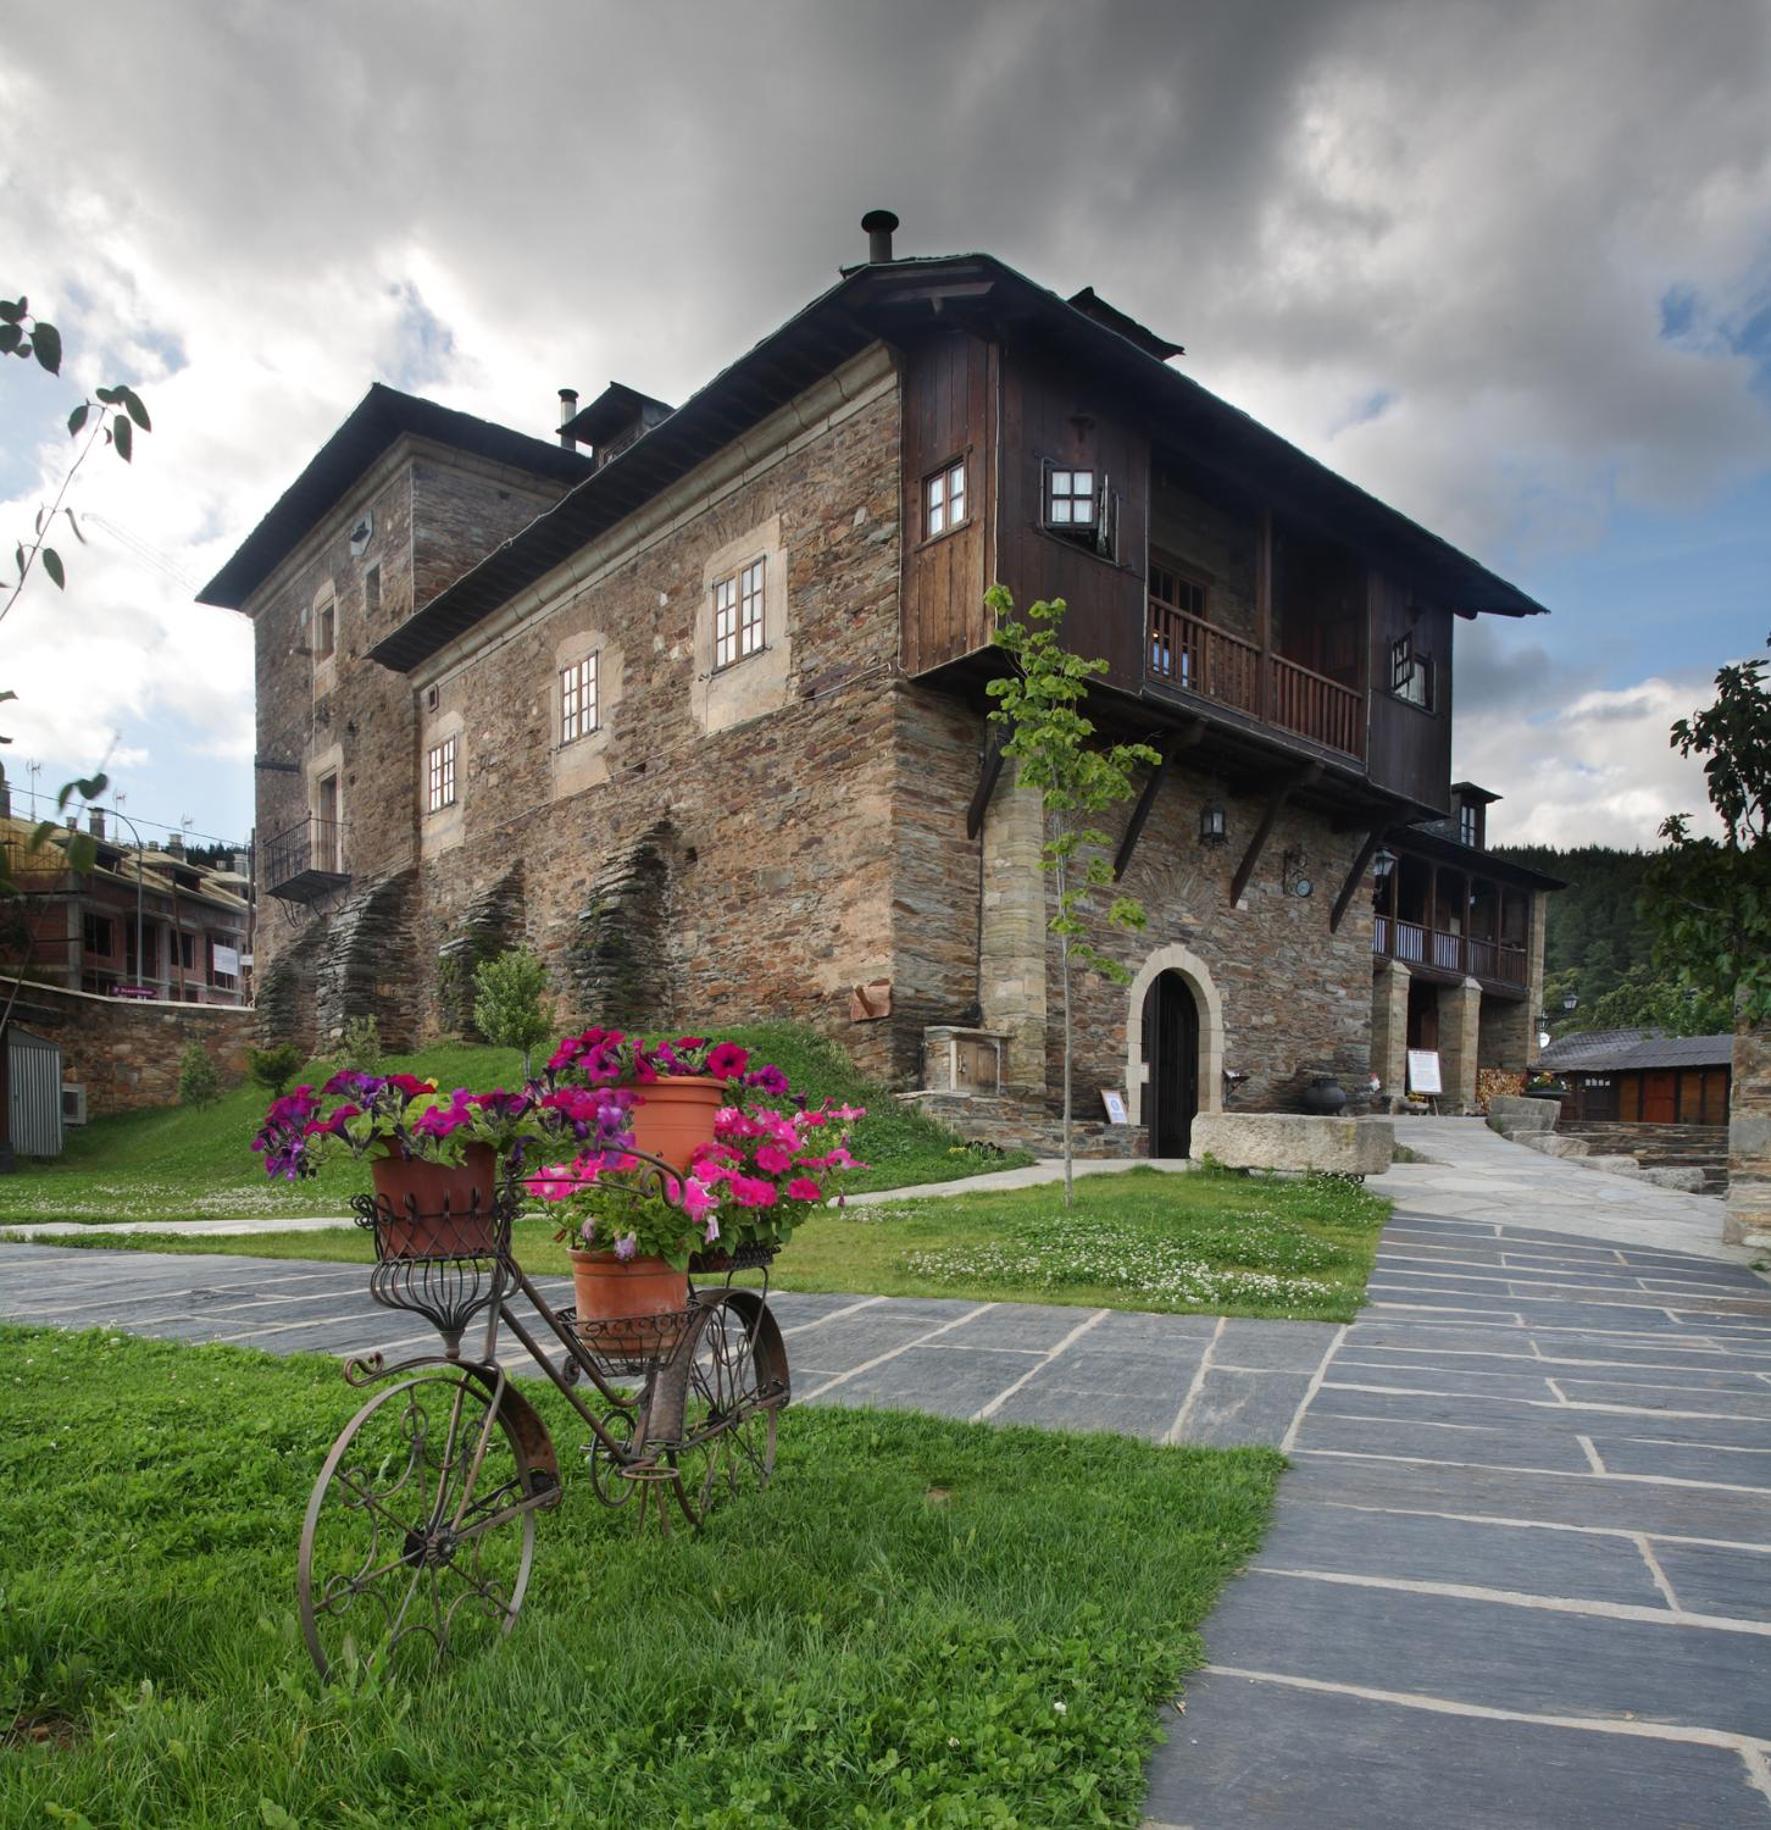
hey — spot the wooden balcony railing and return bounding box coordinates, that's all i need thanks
[1372,917,1527,987]
[1147,601,1365,758]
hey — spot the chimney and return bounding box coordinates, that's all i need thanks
[87,808,106,840]
[861,209,899,264]
[558,388,579,451]
[167,833,185,859]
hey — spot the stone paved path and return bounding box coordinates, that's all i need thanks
[1144,1205,1771,1829]
[0,1242,1334,1447]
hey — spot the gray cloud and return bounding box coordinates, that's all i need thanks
[3,0,1769,831]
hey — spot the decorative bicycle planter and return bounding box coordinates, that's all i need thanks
[296,1149,789,1683]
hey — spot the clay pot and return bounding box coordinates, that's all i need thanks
[370,1143,498,1257]
[569,1248,690,1354]
[625,1075,728,1172]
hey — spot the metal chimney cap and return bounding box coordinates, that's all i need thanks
[861,209,899,262]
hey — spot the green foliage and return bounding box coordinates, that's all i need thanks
[175,1043,220,1109]
[332,1013,381,1072]
[0,1325,1279,1828]
[471,946,554,1076]
[1642,635,1771,1026]
[986,586,1160,1198]
[244,1043,304,1099]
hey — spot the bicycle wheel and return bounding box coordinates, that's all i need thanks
[298,1370,539,1681]
[666,1289,788,1526]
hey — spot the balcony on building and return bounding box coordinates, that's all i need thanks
[263,816,349,903]
[1373,847,1531,992]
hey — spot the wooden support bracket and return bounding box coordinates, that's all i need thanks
[1330,824,1389,934]
[965,729,1008,840]
[1229,763,1320,906]
[1112,724,1201,881]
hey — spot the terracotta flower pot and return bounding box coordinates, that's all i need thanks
[569,1247,690,1354]
[370,1142,498,1257]
[625,1075,727,1172]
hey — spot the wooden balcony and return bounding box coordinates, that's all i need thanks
[1374,914,1527,987]
[1147,601,1365,760]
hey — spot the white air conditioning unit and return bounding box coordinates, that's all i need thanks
[62,1085,89,1126]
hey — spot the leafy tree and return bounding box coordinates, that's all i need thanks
[177,1042,220,1107]
[335,1014,382,1072]
[472,947,554,1079]
[985,586,1160,1204]
[1644,634,1771,1025]
[246,1043,305,1098]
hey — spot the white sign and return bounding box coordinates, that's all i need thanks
[1407,1049,1443,1096]
[213,944,241,977]
[1101,1088,1129,1125]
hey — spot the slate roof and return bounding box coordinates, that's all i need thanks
[1538,1028,1734,1072]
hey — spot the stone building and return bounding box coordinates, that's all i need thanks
[202,215,1556,1147]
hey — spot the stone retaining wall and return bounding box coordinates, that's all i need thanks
[1,977,254,1117]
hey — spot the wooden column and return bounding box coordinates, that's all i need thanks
[1255,507,1273,721]
[1462,873,1473,976]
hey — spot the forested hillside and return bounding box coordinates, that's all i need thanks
[1493,844,1730,1035]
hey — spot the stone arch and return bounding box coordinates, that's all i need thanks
[1124,943,1225,1127]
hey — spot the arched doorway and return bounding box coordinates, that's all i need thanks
[1141,971,1201,1158]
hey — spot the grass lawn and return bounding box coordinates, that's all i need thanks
[0,1326,1280,1828]
[43,1165,1390,1323]
[0,1023,1032,1226]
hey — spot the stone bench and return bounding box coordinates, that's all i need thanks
[1190,1113,1394,1177]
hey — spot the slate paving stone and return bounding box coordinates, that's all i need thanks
[1294,1411,1597,1474]
[915,1301,1100,1352]
[985,1378,1178,1441]
[1031,1344,1204,1394]
[1326,1360,1563,1401]
[1143,1668,1771,1830]
[1199,1571,1771,1740]
[1591,1437,1771,1489]
[1209,1319,1338,1372]
[1252,1499,1670,1606]
[1185,1369,1313,1447]
[1286,1452,1771,1544]
[1310,1384,1576,1432]
[805,1346,1045,1420]
[1651,1541,1771,1623]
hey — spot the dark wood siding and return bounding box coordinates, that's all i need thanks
[996,348,1148,692]
[1366,572,1453,811]
[900,331,995,674]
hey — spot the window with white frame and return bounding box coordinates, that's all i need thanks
[1043,463,1119,560]
[924,459,966,539]
[560,652,599,744]
[1390,632,1435,710]
[712,557,766,670]
[426,736,457,812]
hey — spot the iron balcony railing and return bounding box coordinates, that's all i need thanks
[262,817,347,902]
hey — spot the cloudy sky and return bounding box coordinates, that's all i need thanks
[3,0,1768,852]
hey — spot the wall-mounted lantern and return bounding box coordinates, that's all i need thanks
[1372,846,1397,882]
[1563,993,1579,1012]
[1199,801,1228,846]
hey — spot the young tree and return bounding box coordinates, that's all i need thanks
[985,586,1160,1204]
[472,947,555,1079]
[177,1041,220,1107]
[246,1043,305,1098]
[1644,634,1771,1025]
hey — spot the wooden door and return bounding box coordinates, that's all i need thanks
[1142,972,1200,1158]
[1641,1071,1676,1124]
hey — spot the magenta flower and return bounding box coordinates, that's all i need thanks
[786,1177,822,1203]
[745,1062,791,1097]
[754,1144,792,1176]
[730,1176,778,1209]
[706,1041,750,1082]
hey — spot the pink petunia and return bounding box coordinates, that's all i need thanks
[706,1041,750,1082]
[730,1176,778,1209]
[754,1144,792,1175]
[786,1177,822,1203]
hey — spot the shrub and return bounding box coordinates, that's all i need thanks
[472,948,554,1078]
[335,1014,382,1072]
[246,1042,304,1098]
[177,1042,220,1107]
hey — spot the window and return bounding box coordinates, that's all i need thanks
[560,652,599,744]
[365,563,382,621]
[924,459,966,539]
[426,736,457,812]
[314,594,336,659]
[83,912,115,957]
[1458,802,1479,847]
[713,557,766,670]
[1043,463,1119,561]
[1148,556,1206,619]
[178,932,195,971]
[1390,633,1434,710]
[1045,465,1095,529]
[1147,554,1208,682]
